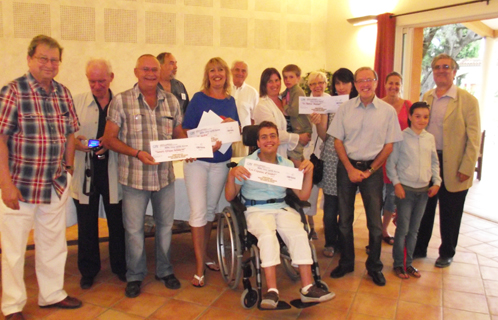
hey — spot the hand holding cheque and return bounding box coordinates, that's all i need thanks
[299,95,348,114]
[232,159,314,190]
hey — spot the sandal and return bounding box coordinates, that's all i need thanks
[191,274,205,287]
[205,261,220,272]
[393,266,409,279]
[382,236,394,245]
[406,266,421,278]
[323,247,335,258]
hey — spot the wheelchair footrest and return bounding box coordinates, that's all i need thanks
[258,301,292,310]
[290,299,320,309]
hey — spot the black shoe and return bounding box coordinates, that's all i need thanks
[80,277,94,289]
[330,265,354,278]
[125,281,142,298]
[156,274,181,289]
[368,271,386,286]
[117,273,127,282]
[435,256,453,268]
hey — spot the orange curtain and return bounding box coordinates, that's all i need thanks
[374,13,396,97]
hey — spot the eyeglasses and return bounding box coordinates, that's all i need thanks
[309,81,325,87]
[139,67,159,73]
[355,78,377,84]
[34,56,60,66]
[432,64,452,71]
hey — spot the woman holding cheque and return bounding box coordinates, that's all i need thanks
[182,57,239,287]
[225,121,335,309]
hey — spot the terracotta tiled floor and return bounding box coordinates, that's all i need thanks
[2,193,498,320]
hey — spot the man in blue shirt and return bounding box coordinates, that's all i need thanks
[225,121,335,309]
[328,67,403,286]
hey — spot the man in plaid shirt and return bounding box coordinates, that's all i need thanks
[0,35,82,320]
[103,54,186,298]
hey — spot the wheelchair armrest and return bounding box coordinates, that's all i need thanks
[230,196,247,214]
[284,189,309,227]
[284,189,310,209]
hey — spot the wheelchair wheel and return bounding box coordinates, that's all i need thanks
[217,206,242,289]
[241,288,259,309]
[280,246,301,281]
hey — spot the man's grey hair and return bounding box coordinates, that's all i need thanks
[231,60,248,71]
[431,53,459,70]
[157,52,172,65]
[86,58,113,75]
[354,67,378,81]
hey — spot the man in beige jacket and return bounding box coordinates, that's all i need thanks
[413,53,481,268]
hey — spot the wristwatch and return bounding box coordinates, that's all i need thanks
[368,166,376,174]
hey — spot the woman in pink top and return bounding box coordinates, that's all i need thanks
[381,72,412,244]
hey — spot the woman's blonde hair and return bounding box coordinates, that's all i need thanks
[201,57,231,96]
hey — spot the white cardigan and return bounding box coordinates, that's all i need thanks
[70,92,122,204]
[253,95,299,158]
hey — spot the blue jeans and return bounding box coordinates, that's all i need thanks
[337,161,383,272]
[393,188,428,268]
[122,183,175,281]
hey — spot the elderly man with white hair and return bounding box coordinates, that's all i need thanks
[231,60,259,157]
[71,59,127,290]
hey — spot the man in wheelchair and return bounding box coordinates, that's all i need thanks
[225,121,335,309]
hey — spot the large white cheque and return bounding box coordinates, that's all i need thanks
[299,95,349,114]
[150,137,213,162]
[187,121,241,154]
[244,159,303,190]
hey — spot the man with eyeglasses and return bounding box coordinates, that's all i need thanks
[328,67,402,286]
[103,54,186,298]
[413,54,481,268]
[0,35,82,320]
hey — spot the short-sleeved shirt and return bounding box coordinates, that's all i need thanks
[236,150,293,210]
[182,91,239,163]
[0,72,79,204]
[107,84,183,191]
[328,96,403,160]
[232,82,259,128]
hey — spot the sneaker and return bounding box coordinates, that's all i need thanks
[300,284,335,303]
[260,290,279,309]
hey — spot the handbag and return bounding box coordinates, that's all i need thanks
[310,136,323,184]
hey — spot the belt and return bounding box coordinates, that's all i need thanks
[242,195,285,206]
[348,158,374,171]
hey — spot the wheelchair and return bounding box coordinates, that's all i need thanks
[216,125,328,310]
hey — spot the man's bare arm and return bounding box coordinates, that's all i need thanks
[0,134,24,209]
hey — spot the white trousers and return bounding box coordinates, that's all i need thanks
[183,160,229,227]
[245,206,312,268]
[0,180,71,315]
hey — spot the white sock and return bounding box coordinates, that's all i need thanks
[268,288,279,294]
[301,284,313,294]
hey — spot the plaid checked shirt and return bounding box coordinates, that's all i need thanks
[0,72,79,204]
[107,84,183,191]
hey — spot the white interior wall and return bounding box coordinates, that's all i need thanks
[0,0,328,97]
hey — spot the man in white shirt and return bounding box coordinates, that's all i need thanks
[231,61,259,157]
